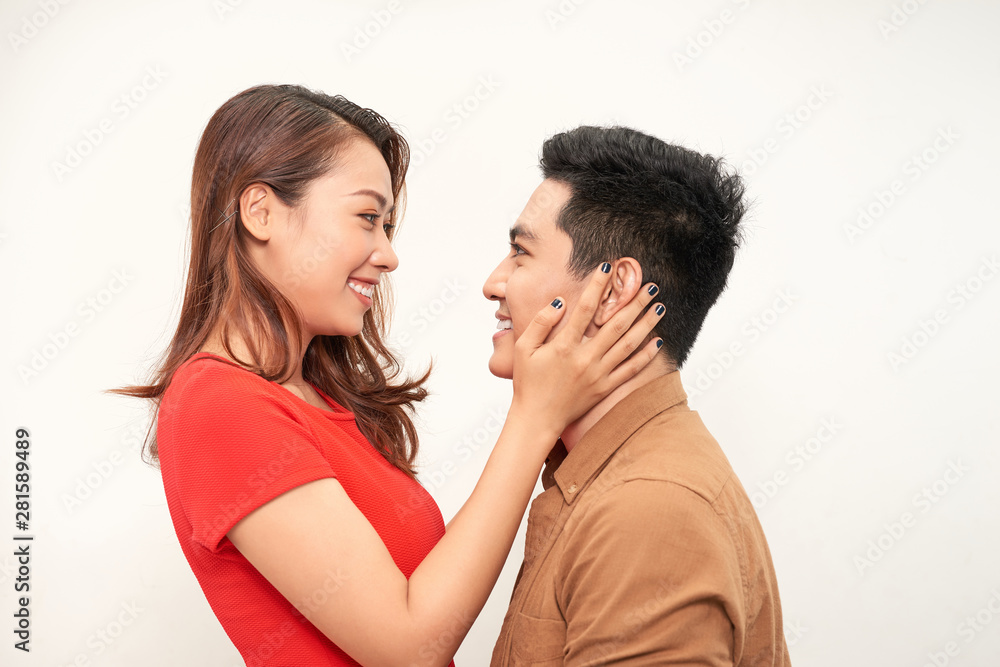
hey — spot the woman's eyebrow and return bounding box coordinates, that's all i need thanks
[346,189,395,213]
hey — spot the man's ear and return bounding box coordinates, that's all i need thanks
[238,183,274,242]
[593,257,643,326]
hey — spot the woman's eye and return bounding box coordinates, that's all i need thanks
[361,213,378,224]
[383,223,395,236]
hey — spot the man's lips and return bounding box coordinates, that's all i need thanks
[493,314,512,341]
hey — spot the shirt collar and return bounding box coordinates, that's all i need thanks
[546,371,688,504]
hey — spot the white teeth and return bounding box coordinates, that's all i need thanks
[496,319,512,330]
[348,281,375,298]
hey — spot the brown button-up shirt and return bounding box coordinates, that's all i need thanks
[491,372,790,666]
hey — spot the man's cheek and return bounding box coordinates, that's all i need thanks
[546,306,576,341]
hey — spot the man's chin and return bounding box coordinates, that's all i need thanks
[487,354,514,380]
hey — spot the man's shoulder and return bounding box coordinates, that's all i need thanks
[597,408,738,506]
[560,413,764,577]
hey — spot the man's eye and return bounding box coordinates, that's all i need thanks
[509,243,526,256]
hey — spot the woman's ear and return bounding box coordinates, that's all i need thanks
[239,183,274,242]
[593,257,643,326]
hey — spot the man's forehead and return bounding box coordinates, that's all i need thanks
[510,180,569,241]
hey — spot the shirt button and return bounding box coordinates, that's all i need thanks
[567,484,578,494]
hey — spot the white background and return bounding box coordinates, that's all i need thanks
[1,0,998,665]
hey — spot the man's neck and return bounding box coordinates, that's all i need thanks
[560,355,676,453]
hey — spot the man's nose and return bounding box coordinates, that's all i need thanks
[483,260,507,301]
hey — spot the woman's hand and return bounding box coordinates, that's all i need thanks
[228,265,664,667]
[510,262,664,440]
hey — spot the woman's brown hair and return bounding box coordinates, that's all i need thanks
[110,84,429,478]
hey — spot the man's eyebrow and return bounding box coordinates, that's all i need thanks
[509,224,538,244]
[346,189,395,213]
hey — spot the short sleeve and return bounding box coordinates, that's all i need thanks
[557,479,744,666]
[159,360,337,552]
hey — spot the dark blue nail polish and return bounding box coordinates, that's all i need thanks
[655,304,665,316]
[600,262,611,273]
[656,339,663,349]
[647,284,658,296]
[551,298,563,309]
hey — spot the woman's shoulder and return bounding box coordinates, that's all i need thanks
[175,351,250,378]
[166,352,277,409]
[158,353,319,452]
[174,351,255,383]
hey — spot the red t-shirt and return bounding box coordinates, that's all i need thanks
[157,353,452,666]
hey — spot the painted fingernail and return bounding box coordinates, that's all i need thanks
[551,298,563,309]
[647,284,659,296]
[656,339,663,349]
[600,262,611,273]
[655,304,665,316]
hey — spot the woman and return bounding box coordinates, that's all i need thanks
[114,84,663,666]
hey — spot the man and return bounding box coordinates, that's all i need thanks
[483,126,790,666]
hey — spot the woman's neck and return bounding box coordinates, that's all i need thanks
[199,333,333,410]
[199,332,310,388]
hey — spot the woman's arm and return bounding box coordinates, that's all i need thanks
[228,266,663,666]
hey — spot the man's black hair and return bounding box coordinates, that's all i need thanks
[541,125,746,367]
